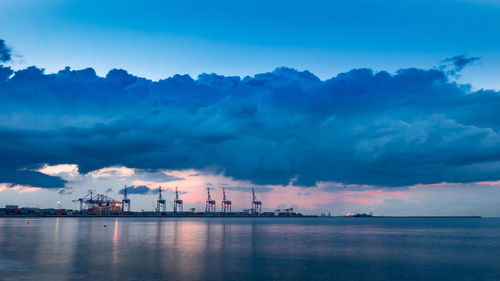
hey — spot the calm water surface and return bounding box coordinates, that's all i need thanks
[0,217,499,281]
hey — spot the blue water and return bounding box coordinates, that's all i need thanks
[0,217,499,281]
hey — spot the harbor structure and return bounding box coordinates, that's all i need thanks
[122,185,131,212]
[73,191,93,211]
[156,186,166,213]
[1,185,312,217]
[251,188,262,214]
[221,188,232,213]
[205,187,216,213]
[173,186,183,213]
[72,191,122,214]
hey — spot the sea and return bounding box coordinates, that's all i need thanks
[0,217,499,281]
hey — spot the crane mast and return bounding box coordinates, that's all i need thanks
[222,188,232,213]
[173,186,183,212]
[251,188,262,214]
[156,186,166,213]
[205,187,216,213]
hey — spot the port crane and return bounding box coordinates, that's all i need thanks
[205,187,216,213]
[251,188,262,214]
[221,188,232,213]
[156,186,166,213]
[173,186,183,212]
[72,191,121,213]
[122,185,131,212]
[73,191,93,211]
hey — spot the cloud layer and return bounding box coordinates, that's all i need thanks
[0,170,66,188]
[1,56,499,189]
[0,40,11,63]
[441,55,481,76]
[119,185,151,195]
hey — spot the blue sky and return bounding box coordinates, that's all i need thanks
[1,0,500,215]
[1,0,499,88]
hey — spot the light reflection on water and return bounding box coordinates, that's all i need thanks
[0,218,499,281]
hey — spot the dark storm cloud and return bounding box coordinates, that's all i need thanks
[224,187,273,193]
[445,55,481,71]
[0,56,499,188]
[59,188,73,195]
[119,185,151,195]
[441,55,481,75]
[0,40,11,63]
[149,187,173,194]
[0,170,66,188]
[134,169,183,182]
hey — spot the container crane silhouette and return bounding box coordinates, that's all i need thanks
[205,187,216,213]
[221,187,232,213]
[122,185,131,212]
[251,188,262,214]
[156,186,166,213]
[72,191,93,211]
[173,186,183,212]
[72,191,121,213]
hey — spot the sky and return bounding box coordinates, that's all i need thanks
[0,0,500,216]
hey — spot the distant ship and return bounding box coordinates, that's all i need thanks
[350,213,373,217]
[348,213,373,217]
